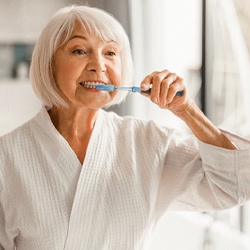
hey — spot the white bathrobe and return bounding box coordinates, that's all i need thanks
[0,106,250,250]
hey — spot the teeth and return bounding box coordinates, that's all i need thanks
[81,82,104,89]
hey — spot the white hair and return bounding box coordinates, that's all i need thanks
[30,5,134,108]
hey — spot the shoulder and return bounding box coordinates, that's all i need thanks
[0,114,38,145]
[100,109,158,129]
[100,109,176,144]
[0,110,42,164]
[0,116,36,193]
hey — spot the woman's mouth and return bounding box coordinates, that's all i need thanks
[80,82,105,89]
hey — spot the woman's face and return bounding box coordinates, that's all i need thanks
[52,23,122,110]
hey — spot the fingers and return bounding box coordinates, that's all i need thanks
[164,76,184,104]
[158,73,178,105]
[140,69,185,108]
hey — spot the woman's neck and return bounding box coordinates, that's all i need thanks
[48,106,98,164]
[48,106,98,138]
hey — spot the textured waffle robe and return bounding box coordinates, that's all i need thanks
[1,106,250,249]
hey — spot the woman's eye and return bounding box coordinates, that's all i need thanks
[73,49,85,55]
[107,51,116,56]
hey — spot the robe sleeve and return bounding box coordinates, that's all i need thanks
[0,200,16,249]
[155,130,250,214]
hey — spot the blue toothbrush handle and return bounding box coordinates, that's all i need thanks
[175,90,184,96]
[132,86,184,96]
[95,84,184,96]
[131,86,150,93]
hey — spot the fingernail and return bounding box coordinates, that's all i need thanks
[153,97,158,103]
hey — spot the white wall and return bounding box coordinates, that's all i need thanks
[0,80,41,136]
[0,0,70,43]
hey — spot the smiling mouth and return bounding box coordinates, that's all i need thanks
[80,81,105,89]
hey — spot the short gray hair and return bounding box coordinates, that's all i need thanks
[30,5,134,108]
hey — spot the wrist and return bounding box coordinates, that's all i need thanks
[172,98,195,119]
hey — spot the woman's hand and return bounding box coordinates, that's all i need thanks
[140,69,189,115]
[140,70,236,150]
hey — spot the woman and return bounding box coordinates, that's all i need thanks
[0,5,250,250]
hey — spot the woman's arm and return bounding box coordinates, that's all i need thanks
[174,99,236,149]
[140,69,236,150]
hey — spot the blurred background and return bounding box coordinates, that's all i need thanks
[1,0,250,249]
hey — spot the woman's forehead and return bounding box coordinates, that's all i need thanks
[70,22,89,37]
[69,20,119,44]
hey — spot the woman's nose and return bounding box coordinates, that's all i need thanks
[86,53,106,73]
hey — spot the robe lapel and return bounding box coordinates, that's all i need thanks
[63,110,109,249]
[63,110,149,249]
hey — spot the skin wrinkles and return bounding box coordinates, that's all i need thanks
[48,24,122,164]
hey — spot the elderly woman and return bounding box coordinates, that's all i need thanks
[0,5,250,250]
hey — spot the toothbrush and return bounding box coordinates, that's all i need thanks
[95,84,184,96]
